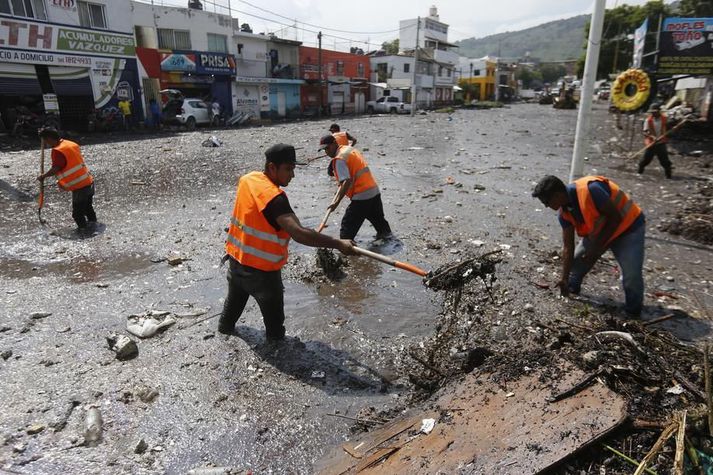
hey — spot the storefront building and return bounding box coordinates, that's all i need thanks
[299,46,370,115]
[0,0,140,131]
[136,47,235,116]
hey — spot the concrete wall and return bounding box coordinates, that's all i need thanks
[131,2,235,51]
[234,32,267,78]
[45,0,132,33]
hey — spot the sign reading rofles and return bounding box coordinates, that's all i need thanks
[658,17,713,75]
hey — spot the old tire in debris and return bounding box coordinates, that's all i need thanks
[611,68,651,112]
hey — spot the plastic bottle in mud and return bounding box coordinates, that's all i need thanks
[84,407,103,446]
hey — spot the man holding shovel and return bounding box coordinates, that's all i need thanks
[638,103,673,178]
[319,135,393,241]
[533,175,645,319]
[36,127,97,233]
[218,144,356,340]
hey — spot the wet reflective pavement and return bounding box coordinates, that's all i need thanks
[0,104,711,473]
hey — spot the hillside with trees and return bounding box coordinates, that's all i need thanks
[455,15,589,61]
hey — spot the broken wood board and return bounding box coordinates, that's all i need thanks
[314,360,627,474]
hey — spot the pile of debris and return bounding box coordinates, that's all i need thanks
[659,180,713,245]
[330,245,713,473]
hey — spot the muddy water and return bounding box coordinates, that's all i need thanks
[1,104,711,474]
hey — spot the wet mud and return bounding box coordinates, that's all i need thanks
[1,104,712,473]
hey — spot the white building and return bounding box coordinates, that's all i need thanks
[0,0,139,130]
[399,5,458,104]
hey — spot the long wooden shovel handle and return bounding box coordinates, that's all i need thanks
[38,140,45,223]
[316,207,332,233]
[628,119,688,160]
[353,246,428,277]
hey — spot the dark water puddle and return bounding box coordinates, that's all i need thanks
[0,253,155,282]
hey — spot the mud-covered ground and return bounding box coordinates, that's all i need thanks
[1,103,712,474]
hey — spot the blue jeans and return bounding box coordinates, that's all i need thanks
[569,222,645,316]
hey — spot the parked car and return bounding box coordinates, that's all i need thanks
[366,96,412,114]
[160,90,211,129]
[597,86,611,101]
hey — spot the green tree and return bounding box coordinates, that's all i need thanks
[577,1,671,78]
[515,67,542,88]
[678,0,713,16]
[539,63,567,84]
[381,39,399,54]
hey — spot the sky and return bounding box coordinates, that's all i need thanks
[150,0,666,51]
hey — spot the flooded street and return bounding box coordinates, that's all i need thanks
[1,103,712,473]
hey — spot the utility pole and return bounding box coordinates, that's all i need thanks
[410,16,420,116]
[318,31,322,119]
[569,0,606,181]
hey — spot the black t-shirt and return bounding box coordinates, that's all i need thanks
[262,193,294,231]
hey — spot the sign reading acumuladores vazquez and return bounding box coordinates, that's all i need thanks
[658,17,713,75]
[57,28,135,56]
[0,18,134,64]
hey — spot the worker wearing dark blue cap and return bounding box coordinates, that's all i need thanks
[219,143,356,341]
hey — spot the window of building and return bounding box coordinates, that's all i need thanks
[1,0,47,20]
[78,1,106,29]
[158,28,192,50]
[207,33,227,53]
[438,66,443,76]
[403,63,410,73]
[447,68,451,77]
[473,69,481,76]
[336,60,344,76]
[357,63,364,77]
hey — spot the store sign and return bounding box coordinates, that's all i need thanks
[50,0,76,11]
[57,28,135,56]
[43,94,59,111]
[160,53,196,72]
[0,18,135,62]
[658,17,713,75]
[197,52,236,75]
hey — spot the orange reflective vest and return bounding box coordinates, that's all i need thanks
[54,139,93,191]
[225,171,291,271]
[559,176,642,246]
[330,146,379,200]
[332,131,349,146]
[644,114,668,146]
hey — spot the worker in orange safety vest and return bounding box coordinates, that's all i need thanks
[532,175,646,318]
[329,123,356,146]
[639,103,672,178]
[219,143,356,340]
[37,127,97,232]
[319,134,393,241]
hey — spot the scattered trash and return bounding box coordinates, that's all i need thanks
[126,313,177,338]
[690,150,703,157]
[201,135,222,147]
[167,256,184,266]
[473,184,486,191]
[523,303,534,312]
[666,384,685,395]
[30,311,52,320]
[175,307,210,318]
[83,407,103,447]
[26,424,45,435]
[311,370,326,380]
[136,385,159,403]
[134,438,148,454]
[106,333,139,360]
[187,467,237,475]
[419,418,435,434]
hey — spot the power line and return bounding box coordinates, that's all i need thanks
[237,0,403,35]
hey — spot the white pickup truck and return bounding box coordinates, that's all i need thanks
[366,96,412,114]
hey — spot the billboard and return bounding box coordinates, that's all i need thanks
[658,17,713,75]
